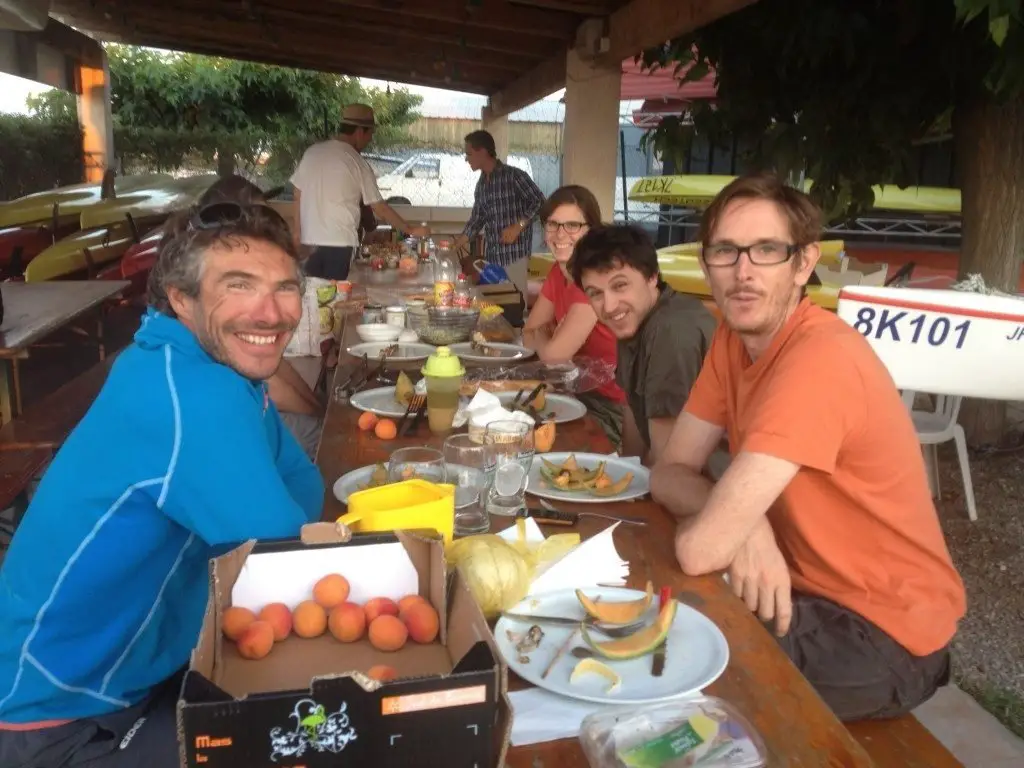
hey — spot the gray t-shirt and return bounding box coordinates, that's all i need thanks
[615,286,718,450]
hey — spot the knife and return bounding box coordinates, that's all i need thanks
[651,586,670,677]
[501,612,584,628]
[529,500,647,527]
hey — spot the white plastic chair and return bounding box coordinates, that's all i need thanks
[903,391,977,521]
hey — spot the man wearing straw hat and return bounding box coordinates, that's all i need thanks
[291,103,430,280]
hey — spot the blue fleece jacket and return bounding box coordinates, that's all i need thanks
[0,310,324,724]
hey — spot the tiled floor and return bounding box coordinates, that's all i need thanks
[915,684,1024,767]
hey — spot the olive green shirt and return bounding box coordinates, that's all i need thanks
[615,286,717,450]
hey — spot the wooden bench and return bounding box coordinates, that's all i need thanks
[847,714,964,767]
[0,352,117,452]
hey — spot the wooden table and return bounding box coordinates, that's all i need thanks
[0,280,129,423]
[315,314,888,767]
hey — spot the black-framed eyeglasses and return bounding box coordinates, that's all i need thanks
[543,220,587,235]
[702,240,802,267]
[188,201,290,232]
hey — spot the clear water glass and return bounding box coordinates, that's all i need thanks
[387,447,446,484]
[441,434,493,536]
[482,420,535,517]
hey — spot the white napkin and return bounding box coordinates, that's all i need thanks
[464,387,535,428]
[497,520,630,594]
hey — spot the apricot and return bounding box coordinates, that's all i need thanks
[374,418,398,440]
[222,606,257,641]
[258,603,293,641]
[367,664,398,682]
[313,573,350,609]
[368,614,408,652]
[402,601,439,644]
[397,594,426,618]
[237,620,274,660]
[358,411,379,431]
[328,602,366,643]
[293,600,328,638]
[364,596,400,624]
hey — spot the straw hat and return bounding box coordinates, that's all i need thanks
[340,103,376,129]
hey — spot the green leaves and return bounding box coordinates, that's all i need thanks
[636,0,1024,222]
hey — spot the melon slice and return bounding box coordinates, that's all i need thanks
[590,471,634,497]
[581,599,677,660]
[576,581,653,625]
[570,658,622,694]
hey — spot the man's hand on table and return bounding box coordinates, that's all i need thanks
[727,517,793,637]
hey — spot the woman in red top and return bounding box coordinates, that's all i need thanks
[522,185,626,444]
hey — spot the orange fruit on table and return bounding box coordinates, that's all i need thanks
[402,601,439,644]
[535,421,556,453]
[293,600,328,638]
[222,606,257,641]
[237,620,275,659]
[328,602,367,642]
[358,411,379,431]
[258,603,293,641]
[368,614,408,652]
[374,418,398,440]
[313,573,350,609]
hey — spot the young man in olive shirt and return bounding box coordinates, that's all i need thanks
[572,226,718,464]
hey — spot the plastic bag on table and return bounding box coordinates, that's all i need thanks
[473,310,517,343]
[461,356,615,395]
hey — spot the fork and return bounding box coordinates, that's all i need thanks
[366,344,399,387]
[398,394,426,437]
[500,612,648,638]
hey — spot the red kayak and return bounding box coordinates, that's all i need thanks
[96,226,163,296]
[0,223,79,279]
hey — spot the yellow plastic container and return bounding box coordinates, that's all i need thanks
[339,479,456,543]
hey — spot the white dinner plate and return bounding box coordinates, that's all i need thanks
[495,392,587,424]
[527,452,650,504]
[446,342,535,365]
[346,341,434,363]
[495,587,729,705]
[348,386,408,418]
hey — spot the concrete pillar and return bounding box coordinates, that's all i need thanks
[481,105,510,161]
[561,48,620,221]
[76,49,113,183]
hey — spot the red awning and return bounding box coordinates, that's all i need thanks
[620,59,717,127]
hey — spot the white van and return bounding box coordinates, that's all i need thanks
[376,152,535,208]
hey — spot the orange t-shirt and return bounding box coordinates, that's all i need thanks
[684,299,966,656]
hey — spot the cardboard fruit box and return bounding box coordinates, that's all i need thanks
[176,525,512,768]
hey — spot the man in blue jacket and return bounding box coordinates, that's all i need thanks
[0,200,325,766]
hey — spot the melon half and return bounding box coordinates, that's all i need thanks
[580,598,677,660]
[576,581,653,625]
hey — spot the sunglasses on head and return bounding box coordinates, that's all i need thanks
[188,201,289,232]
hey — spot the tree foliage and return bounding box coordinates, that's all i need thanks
[23,44,423,182]
[639,0,1023,222]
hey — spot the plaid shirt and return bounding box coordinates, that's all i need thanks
[463,161,545,267]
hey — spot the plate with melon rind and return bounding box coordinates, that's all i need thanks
[495,586,729,705]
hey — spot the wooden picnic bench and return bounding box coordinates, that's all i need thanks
[314,310,963,767]
[0,352,116,452]
[0,448,51,538]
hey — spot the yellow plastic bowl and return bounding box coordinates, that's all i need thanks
[340,479,456,543]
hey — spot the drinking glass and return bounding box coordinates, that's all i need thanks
[387,447,446,484]
[482,420,535,517]
[442,434,493,536]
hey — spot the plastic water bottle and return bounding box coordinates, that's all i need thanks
[433,240,458,307]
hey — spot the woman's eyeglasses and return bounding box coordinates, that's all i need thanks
[543,220,587,235]
[702,241,802,267]
[188,201,289,232]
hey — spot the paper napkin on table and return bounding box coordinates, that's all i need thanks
[497,519,630,594]
[464,388,535,429]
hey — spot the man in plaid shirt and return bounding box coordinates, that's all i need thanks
[455,130,545,296]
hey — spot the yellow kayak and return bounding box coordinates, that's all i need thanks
[0,173,171,228]
[24,221,138,282]
[79,174,217,229]
[528,239,848,311]
[628,175,961,215]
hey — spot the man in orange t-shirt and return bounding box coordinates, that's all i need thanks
[650,173,966,721]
